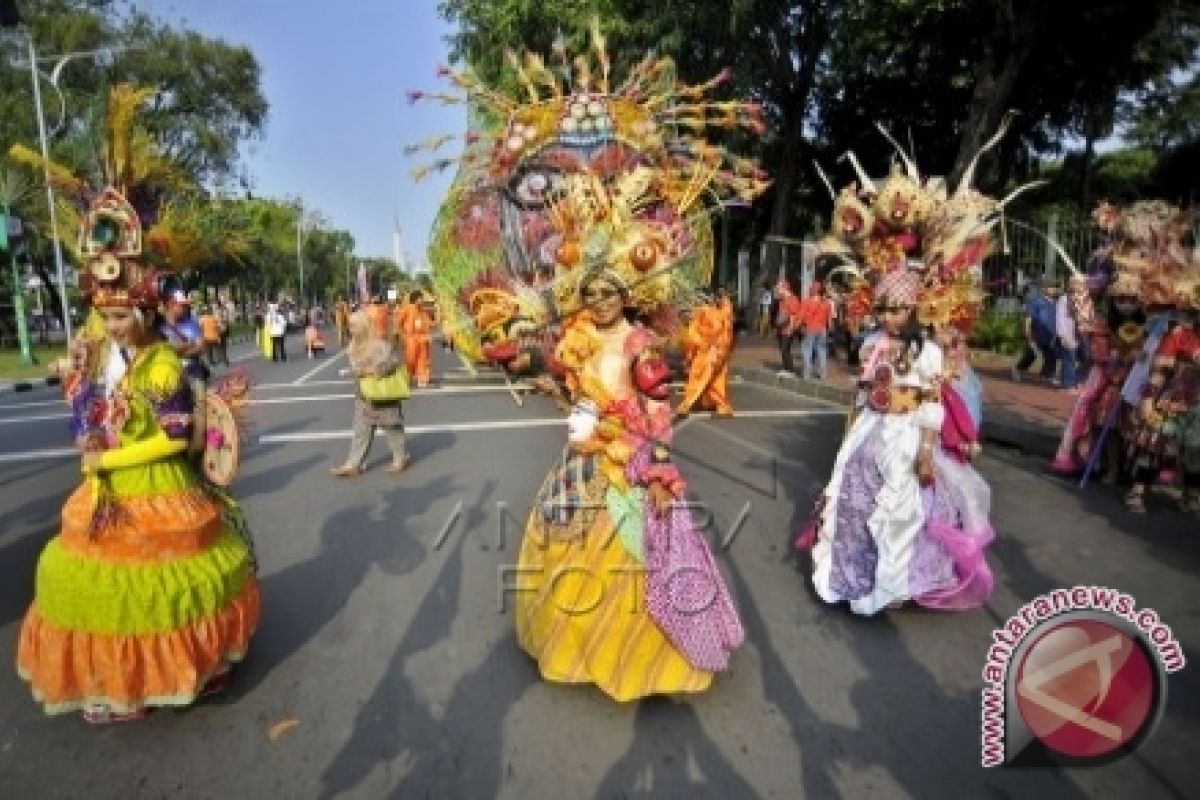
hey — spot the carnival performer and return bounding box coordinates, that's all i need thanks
[397,290,433,388]
[795,115,1030,614]
[801,271,994,614]
[330,311,411,476]
[678,293,734,417]
[18,189,260,723]
[334,297,351,346]
[161,288,209,456]
[1123,275,1200,513]
[367,296,391,341]
[1050,270,1146,479]
[409,22,767,698]
[517,267,744,700]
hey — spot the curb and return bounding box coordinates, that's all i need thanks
[0,374,62,396]
[731,364,1062,459]
[1,334,255,397]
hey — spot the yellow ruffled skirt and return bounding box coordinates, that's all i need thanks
[514,467,712,702]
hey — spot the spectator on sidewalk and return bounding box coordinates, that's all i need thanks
[1054,274,1090,392]
[1012,277,1058,383]
[757,286,774,338]
[266,303,288,362]
[198,306,227,367]
[778,279,805,374]
[797,281,836,380]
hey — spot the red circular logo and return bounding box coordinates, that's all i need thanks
[1015,619,1156,759]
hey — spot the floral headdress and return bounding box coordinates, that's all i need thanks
[815,113,1041,335]
[1090,200,1197,307]
[409,19,768,364]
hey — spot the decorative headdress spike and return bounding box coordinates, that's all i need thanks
[838,152,878,195]
[875,122,920,182]
[956,109,1018,197]
[813,161,836,202]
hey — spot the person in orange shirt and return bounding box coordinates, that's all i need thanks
[678,292,735,417]
[797,281,836,380]
[304,322,327,358]
[367,297,391,341]
[333,298,351,345]
[198,306,227,367]
[397,290,433,387]
[778,280,806,373]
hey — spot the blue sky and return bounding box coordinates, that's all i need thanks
[139,0,464,263]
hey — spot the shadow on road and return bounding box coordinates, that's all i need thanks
[225,472,450,701]
[316,478,543,798]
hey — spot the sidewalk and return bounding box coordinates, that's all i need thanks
[730,334,1073,458]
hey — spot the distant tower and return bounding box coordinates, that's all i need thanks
[393,215,407,276]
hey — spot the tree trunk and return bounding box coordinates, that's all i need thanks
[1080,125,1096,213]
[767,0,830,238]
[949,0,1049,187]
[769,106,804,236]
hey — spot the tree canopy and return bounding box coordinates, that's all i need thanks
[2,0,358,316]
[439,0,1200,239]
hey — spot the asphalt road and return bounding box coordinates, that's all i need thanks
[0,334,1197,799]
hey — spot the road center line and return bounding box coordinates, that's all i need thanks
[291,350,348,385]
[0,407,838,462]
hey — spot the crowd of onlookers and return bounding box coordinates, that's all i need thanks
[1010,274,1092,393]
[753,274,867,380]
[747,268,1090,393]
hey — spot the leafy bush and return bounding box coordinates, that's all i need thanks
[968,310,1025,355]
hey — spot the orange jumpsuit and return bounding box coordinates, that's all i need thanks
[334,301,350,345]
[397,303,433,386]
[367,302,391,341]
[679,298,734,416]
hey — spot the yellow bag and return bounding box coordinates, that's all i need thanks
[358,368,410,402]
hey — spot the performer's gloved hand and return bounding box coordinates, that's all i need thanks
[81,451,103,474]
[915,444,935,488]
[648,480,674,517]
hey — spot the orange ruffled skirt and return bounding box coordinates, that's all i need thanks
[17,482,260,714]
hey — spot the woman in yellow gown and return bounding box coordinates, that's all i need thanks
[515,268,744,701]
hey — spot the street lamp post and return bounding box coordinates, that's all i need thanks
[17,39,135,343]
[26,34,72,341]
[296,202,306,305]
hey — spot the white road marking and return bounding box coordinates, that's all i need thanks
[0,398,64,411]
[292,350,348,385]
[0,412,67,425]
[254,408,843,445]
[256,417,568,443]
[0,391,832,427]
[0,446,78,464]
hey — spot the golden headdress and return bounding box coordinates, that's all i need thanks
[1090,200,1197,307]
[410,20,768,363]
[815,113,1040,334]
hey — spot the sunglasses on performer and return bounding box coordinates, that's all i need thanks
[582,288,621,301]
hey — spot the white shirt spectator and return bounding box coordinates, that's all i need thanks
[1055,293,1076,350]
[266,308,287,337]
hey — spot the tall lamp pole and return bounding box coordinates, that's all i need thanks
[26,35,72,341]
[17,37,134,343]
[296,202,306,305]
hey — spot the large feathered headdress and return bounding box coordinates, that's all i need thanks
[408,19,768,363]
